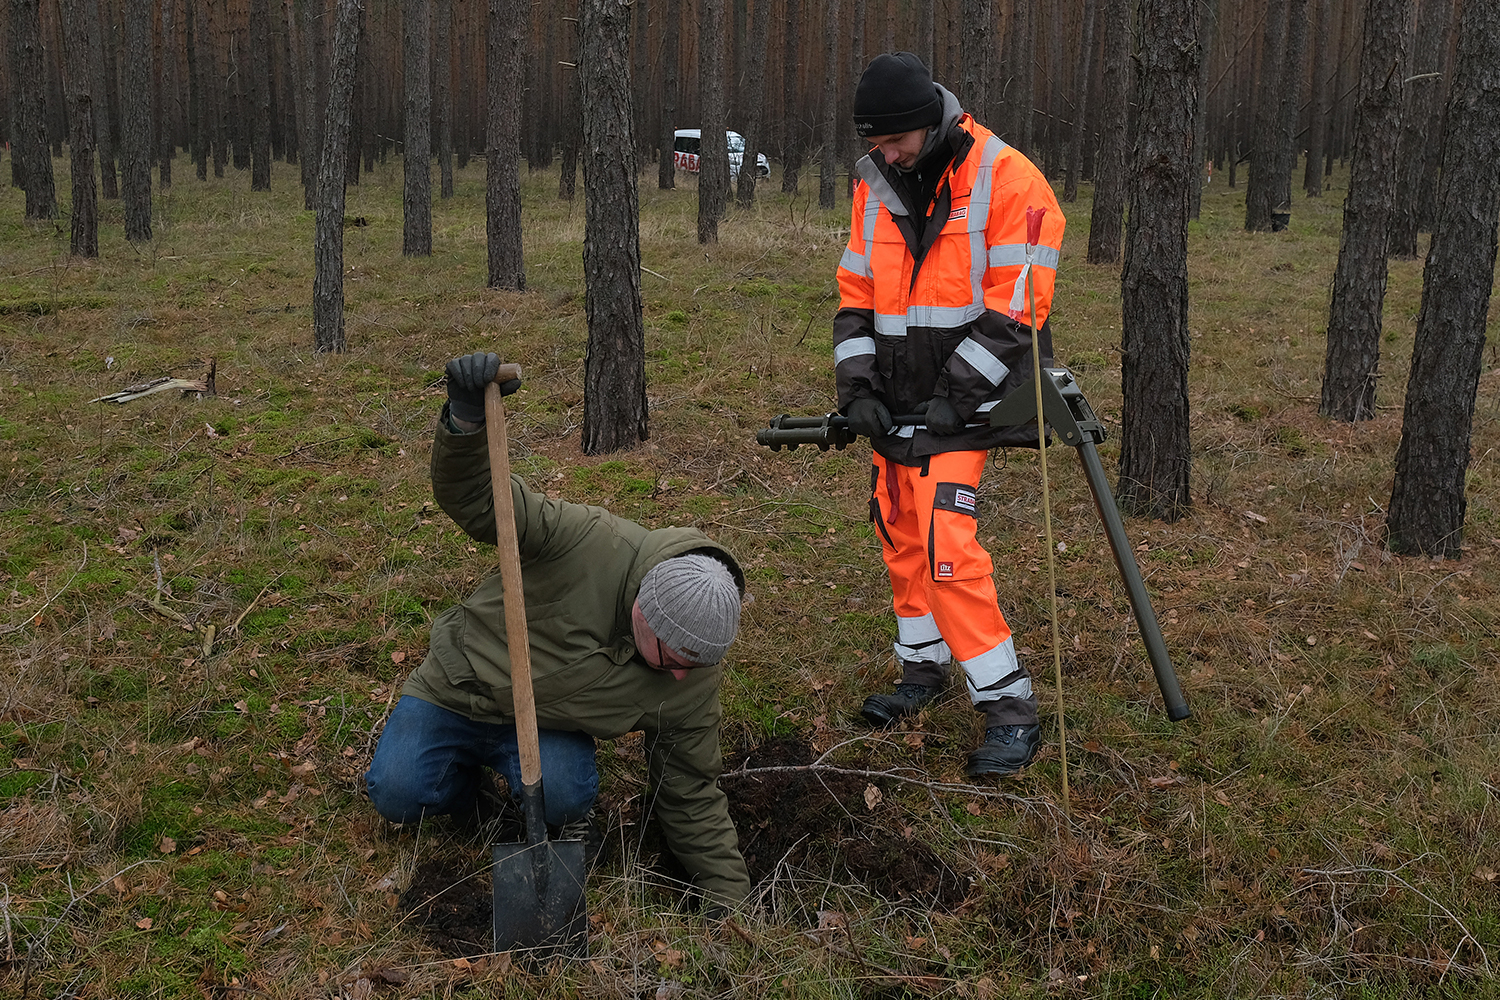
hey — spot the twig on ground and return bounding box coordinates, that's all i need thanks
[223,572,285,638]
[0,542,88,635]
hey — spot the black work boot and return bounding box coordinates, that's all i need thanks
[860,683,940,726]
[965,725,1041,777]
[552,808,603,868]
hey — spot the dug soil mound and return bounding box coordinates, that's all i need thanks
[720,735,969,911]
[401,856,493,957]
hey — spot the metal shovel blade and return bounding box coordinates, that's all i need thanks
[491,836,587,958]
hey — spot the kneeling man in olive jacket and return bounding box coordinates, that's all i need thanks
[366,353,752,910]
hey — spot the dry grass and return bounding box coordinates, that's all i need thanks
[2,153,1499,999]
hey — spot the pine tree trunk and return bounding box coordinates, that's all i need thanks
[781,0,800,195]
[697,0,727,242]
[1087,0,1128,264]
[1064,0,1098,202]
[818,0,838,209]
[1245,0,1288,230]
[734,0,768,208]
[1188,0,1218,219]
[434,0,453,197]
[156,0,175,187]
[1389,0,1451,258]
[558,24,580,200]
[249,0,272,189]
[1303,0,1333,196]
[12,0,58,219]
[85,0,118,198]
[579,0,648,454]
[632,0,650,165]
[61,0,99,255]
[1118,0,1198,520]
[487,0,525,288]
[1014,0,1034,155]
[1319,0,1410,422]
[1386,0,1499,557]
[960,0,991,117]
[313,0,362,354]
[657,0,678,189]
[1273,0,1308,213]
[403,0,432,255]
[121,0,152,239]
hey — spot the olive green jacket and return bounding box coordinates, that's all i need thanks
[402,419,751,907]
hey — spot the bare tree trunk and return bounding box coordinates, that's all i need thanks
[1014,0,1034,155]
[487,0,525,288]
[157,0,176,187]
[1320,0,1410,422]
[85,0,117,197]
[12,0,58,219]
[632,0,650,166]
[404,0,432,255]
[1303,0,1333,196]
[1087,0,1128,264]
[1118,0,1198,520]
[1187,0,1218,218]
[960,0,991,116]
[434,0,453,198]
[735,0,768,208]
[916,0,934,69]
[1390,0,1451,258]
[558,14,580,199]
[781,0,801,194]
[657,0,679,189]
[250,0,272,189]
[818,0,839,209]
[121,0,152,239]
[697,0,727,242]
[61,0,98,254]
[313,0,362,354]
[1064,0,1098,202]
[580,0,647,454]
[1245,0,1288,230]
[1387,0,1500,557]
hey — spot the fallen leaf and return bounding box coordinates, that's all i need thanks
[391,651,406,664]
[903,731,925,748]
[655,984,686,1000]
[863,784,883,810]
[1147,775,1183,789]
[1243,510,1269,524]
[136,917,153,930]
[346,978,374,1000]
[158,836,177,854]
[816,910,849,934]
[966,801,982,816]
[1213,789,1232,807]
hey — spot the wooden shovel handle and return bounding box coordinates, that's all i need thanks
[483,366,542,787]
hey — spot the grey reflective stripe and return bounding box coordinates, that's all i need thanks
[874,312,908,336]
[856,154,909,216]
[834,336,876,366]
[974,399,998,412]
[893,424,916,438]
[988,243,1060,269]
[962,136,1006,322]
[908,302,986,328]
[954,337,1011,386]
[959,637,1031,706]
[862,195,881,277]
[896,613,943,645]
[839,246,870,277]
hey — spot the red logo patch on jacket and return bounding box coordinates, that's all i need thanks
[937,561,954,578]
[950,206,968,221]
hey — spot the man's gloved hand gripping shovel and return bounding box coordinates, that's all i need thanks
[483,366,588,958]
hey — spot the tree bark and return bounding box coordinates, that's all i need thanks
[313,0,362,354]
[1303,0,1333,196]
[735,0,768,208]
[1118,0,1198,520]
[1386,0,1500,557]
[404,0,433,255]
[85,0,117,197]
[818,0,839,209]
[558,15,580,200]
[1087,0,1128,264]
[781,0,801,194]
[697,0,727,242]
[1244,0,1288,230]
[487,0,525,288]
[1319,0,1410,422]
[580,0,647,454]
[121,0,153,240]
[1389,0,1451,258]
[657,0,679,189]
[250,0,272,189]
[61,0,98,254]
[960,0,991,117]
[434,0,453,198]
[1187,0,1218,219]
[156,0,176,187]
[1064,0,1098,202]
[12,0,58,219]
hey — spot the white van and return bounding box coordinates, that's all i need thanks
[672,129,771,180]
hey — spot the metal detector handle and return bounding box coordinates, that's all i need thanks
[484,367,551,846]
[754,412,981,451]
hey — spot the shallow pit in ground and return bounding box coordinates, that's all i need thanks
[400,733,970,954]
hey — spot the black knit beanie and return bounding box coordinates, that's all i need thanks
[852,52,943,138]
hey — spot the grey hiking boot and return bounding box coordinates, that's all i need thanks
[552,808,603,867]
[964,725,1041,777]
[860,683,940,726]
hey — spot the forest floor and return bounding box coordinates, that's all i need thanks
[2,154,1499,999]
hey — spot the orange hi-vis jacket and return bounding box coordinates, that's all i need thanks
[833,113,1065,465]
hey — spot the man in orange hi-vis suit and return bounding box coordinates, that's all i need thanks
[835,52,1065,777]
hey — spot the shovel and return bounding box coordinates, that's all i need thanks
[482,367,588,958]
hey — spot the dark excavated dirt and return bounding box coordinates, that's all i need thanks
[401,735,969,954]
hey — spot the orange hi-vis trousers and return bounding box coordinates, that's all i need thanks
[870,451,1035,719]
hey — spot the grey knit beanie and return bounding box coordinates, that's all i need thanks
[637,554,742,665]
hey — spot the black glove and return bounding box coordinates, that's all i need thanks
[445,352,520,424]
[918,396,963,435]
[845,397,894,438]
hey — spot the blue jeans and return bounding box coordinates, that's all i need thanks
[365,696,598,828]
